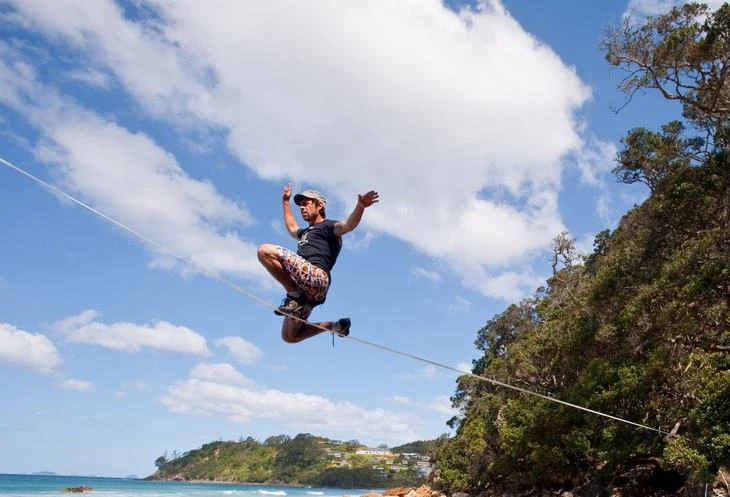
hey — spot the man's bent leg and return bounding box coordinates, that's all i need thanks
[257,244,298,294]
[281,317,335,343]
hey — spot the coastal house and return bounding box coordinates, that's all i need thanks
[355,449,393,457]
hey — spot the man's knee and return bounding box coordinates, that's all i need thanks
[281,319,303,343]
[281,329,304,343]
[257,244,277,263]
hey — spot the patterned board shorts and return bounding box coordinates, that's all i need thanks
[277,246,330,320]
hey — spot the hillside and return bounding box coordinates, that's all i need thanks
[432,4,729,496]
[149,434,434,488]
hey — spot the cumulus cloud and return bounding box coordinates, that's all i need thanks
[53,309,211,356]
[411,267,442,283]
[389,394,456,419]
[427,395,459,417]
[115,380,148,397]
[448,296,472,312]
[571,136,618,224]
[0,43,266,284]
[455,361,473,373]
[0,323,61,373]
[60,378,93,392]
[422,364,438,380]
[162,363,420,442]
[65,68,112,89]
[188,363,257,388]
[391,395,412,405]
[1,0,596,300]
[215,336,263,365]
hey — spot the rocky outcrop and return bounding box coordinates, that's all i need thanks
[370,474,730,497]
[62,487,93,493]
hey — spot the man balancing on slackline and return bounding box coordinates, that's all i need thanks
[257,183,379,343]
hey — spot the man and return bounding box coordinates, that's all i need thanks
[257,183,379,343]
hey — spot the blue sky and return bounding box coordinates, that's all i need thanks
[0,0,721,479]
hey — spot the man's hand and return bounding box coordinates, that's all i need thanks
[283,183,292,202]
[358,190,379,208]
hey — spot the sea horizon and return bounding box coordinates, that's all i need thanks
[0,473,380,497]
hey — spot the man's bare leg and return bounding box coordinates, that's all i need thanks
[281,317,335,343]
[257,244,299,294]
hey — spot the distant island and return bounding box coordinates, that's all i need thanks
[31,472,58,476]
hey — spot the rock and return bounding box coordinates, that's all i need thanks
[361,493,381,497]
[383,488,412,497]
[414,486,428,497]
[452,492,470,497]
[62,487,93,493]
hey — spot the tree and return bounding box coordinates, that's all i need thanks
[155,453,168,468]
[272,434,327,483]
[433,4,730,494]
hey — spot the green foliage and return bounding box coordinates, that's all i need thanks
[271,434,327,484]
[434,4,730,494]
[663,437,709,477]
[313,466,423,488]
[151,434,431,488]
[392,435,449,458]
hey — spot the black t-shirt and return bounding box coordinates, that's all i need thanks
[296,219,342,272]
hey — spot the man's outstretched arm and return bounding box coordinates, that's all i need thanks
[282,183,299,239]
[334,190,379,236]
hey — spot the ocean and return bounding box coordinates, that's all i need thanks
[0,475,375,497]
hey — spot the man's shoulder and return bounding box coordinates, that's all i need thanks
[318,218,340,229]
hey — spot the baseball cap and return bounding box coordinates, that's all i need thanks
[293,189,327,206]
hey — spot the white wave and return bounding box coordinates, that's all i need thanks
[258,491,286,496]
[306,492,324,495]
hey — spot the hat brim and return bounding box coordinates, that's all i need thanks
[293,194,309,206]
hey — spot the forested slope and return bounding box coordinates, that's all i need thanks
[434,3,729,495]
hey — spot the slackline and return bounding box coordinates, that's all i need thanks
[0,156,667,436]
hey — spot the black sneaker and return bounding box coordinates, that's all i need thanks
[275,296,303,316]
[335,318,351,337]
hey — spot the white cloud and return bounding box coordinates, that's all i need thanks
[2,0,594,301]
[455,361,472,374]
[116,379,148,397]
[411,267,442,283]
[574,232,598,258]
[422,364,438,380]
[571,135,618,224]
[427,395,458,418]
[0,323,61,373]
[464,267,546,303]
[0,44,267,285]
[53,309,211,356]
[60,378,93,392]
[387,394,457,419]
[162,363,420,443]
[65,68,112,89]
[345,231,377,253]
[189,363,257,388]
[448,296,472,312]
[215,336,263,365]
